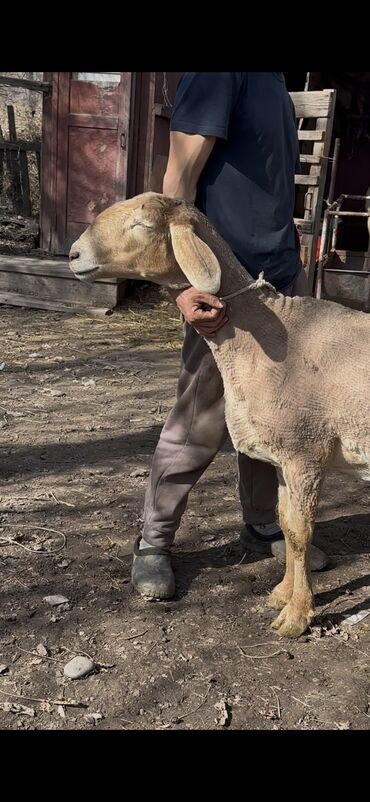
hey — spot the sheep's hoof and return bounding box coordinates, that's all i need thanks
[267,582,293,610]
[270,601,314,638]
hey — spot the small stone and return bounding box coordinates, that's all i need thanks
[99,537,115,551]
[271,541,328,571]
[36,644,48,657]
[63,656,95,679]
[130,469,149,478]
[43,595,69,607]
[0,664,9,674]
[40,701,53,713]
[41,389,66,397]
[84,712,103,725]
[2,701,35,717]
[214,700,231,727]
[57,560,72,569]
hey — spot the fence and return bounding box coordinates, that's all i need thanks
[0,104,41,218]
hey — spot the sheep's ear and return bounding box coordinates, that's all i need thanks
[169,223,221,294]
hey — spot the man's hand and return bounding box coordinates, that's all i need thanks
[169,287,228,337]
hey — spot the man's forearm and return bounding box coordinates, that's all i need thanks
[163,132,217,300]
[163,170,197,204]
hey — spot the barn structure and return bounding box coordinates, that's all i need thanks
[0,72,369,312]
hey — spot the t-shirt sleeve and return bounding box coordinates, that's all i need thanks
[170,72,241,140]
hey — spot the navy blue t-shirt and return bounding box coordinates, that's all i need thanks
[170,72,301,291]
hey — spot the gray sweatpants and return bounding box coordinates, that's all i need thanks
[142,267,309,548]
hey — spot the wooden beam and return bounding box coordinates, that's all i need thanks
[327,210,370,217]
[0,291,113,316]
[0,140,41,152]
[0,76,50,93]
[294,218,313,233]
[0,254,122,283]
[295,174,320,186]
[290,90,335,119]
[298,131,325,141]
[299,154,321,165]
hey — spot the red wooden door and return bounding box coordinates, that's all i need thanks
[41,72,131,255]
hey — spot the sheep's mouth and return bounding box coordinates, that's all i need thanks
[72,265,101,279]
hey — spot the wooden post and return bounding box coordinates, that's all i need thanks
[0,124,4,202]
[7,105,23,215]
[7,105,32,217]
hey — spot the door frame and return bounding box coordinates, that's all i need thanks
[127,72,181,198]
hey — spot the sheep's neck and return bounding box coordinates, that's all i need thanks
[195,219,287,385]
[218,266,253,299]
[218,260,253,299]
[206,273,286,380]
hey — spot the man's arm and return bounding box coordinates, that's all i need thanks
[163,131,216,203]
[164,131,228,336]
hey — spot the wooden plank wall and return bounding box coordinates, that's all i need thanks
[291,89,336,290]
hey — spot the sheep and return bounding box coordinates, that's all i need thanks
[69,192,370,639]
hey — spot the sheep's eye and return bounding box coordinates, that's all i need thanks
[130,221,155,231]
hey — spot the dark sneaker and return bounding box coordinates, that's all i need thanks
[240,522,284,554]
[271,540,328,571]
[240,523,328,571]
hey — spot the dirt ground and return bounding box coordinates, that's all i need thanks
[0,285,369,731]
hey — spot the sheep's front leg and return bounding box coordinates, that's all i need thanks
[268,484,294,610]
[270,468,320,638]
[271,540,314,638]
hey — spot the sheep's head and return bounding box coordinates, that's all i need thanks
[69,192,221,294]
